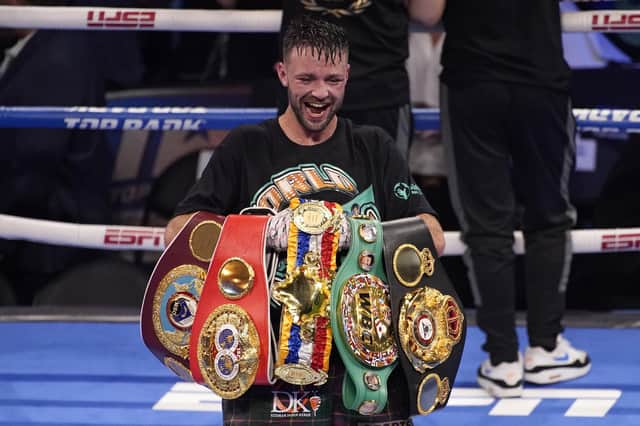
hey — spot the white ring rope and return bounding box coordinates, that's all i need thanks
[2,214,639,256]
[0,214,165,252]
[0,6,639,33]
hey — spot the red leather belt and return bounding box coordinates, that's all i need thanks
[189,214,274,399]
[140,211,225,380]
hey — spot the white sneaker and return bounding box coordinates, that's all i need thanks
[524,334,591,384]
[477,353,524,398]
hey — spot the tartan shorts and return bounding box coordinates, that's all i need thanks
[221,354,412,426]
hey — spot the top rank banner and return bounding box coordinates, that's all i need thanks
[1,106,639,133]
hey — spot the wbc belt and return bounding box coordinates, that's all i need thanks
[382,217,466,416]
[141,211,224,381]
[272,198,341,386]
[331,217,397,415]
[189,214,275,399]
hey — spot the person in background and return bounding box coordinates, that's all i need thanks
[165,16,444,425]
[406,31,448,213]
[278,0,444,159]
[0,0,143,305]
[433,0,591,397]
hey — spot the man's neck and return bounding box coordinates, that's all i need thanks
[278,108,337,146]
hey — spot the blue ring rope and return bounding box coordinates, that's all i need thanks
[0,106,637,133]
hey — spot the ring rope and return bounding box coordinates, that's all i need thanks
[1,106,639,133]
[1,214,639,256]
[0,214,165,251]
[0,6,638,33]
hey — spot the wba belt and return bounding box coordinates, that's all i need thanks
[141,211,224,381]
[331,216,398,415]
[272,198,341,386]
[189,214,276,399]
[382,217,466,416]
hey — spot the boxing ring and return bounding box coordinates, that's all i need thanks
[1,3,640,426]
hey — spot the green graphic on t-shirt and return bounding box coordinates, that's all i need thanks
[393,182,423,200]
[250,163,359,211]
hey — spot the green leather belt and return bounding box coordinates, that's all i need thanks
[330,217,398,415]
[382,217,466,416]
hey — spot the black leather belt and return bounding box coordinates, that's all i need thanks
[382,217,466,416]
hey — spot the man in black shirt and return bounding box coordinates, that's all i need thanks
[278,0,444,159]
[436,1,591,397]
[165,17,444,425]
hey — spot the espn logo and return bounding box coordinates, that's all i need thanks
[601,233,640,251]
[87,10,156,28]
[104,228,164,248]
[592,13,640,31]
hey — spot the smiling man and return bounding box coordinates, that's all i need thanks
[164,16,444,425]
[276,34,347,139]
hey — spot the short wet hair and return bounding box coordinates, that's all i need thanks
[282,15,349,65]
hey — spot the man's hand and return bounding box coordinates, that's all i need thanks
[418,213,445,256]
[407,0,446,27]
[164,213,194,246]
[266,208,351,251]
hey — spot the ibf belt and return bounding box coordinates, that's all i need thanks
[382,217,466,416]
[272,198,342,386]
[189,214,275,399]
[331,217,397,415]
[141,211,224,381]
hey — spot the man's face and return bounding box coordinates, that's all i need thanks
[277,47,349,134]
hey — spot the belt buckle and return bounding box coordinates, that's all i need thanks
[274,363,329,386]
[399,287,464,372]
[339,273,397,367]
[292,200,339,234]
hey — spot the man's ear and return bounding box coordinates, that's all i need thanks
[345,63,350,83]
[275,61,288,87]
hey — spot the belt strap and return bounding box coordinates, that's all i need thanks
[382,217,466,416]
[189,214,275,399]
[331,217,398,415]
[272,198,341,386]
[141,211,224,381]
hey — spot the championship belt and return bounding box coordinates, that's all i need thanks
[141,211,224,381]
[189,214,276,399]
[331,217,398,415]
[272,198,342,386]
[382,217,466,416]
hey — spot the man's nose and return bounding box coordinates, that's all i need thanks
[309,81,330,99]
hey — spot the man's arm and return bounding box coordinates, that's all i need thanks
[418,212,445,256]
[164,213,194,246]
[407,0,446,27]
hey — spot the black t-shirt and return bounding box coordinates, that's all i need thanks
[175,117,434,219]
[441,0,571,91]
[280,0,410,111]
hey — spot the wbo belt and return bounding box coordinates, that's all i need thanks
[382,217,466,416]
[331,216,397,415]
[141,211,225,382]
[272,198,342,386]
[189,213,276,399]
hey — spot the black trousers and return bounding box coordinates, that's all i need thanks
[340,103,413,159]
[440,81,576,364]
